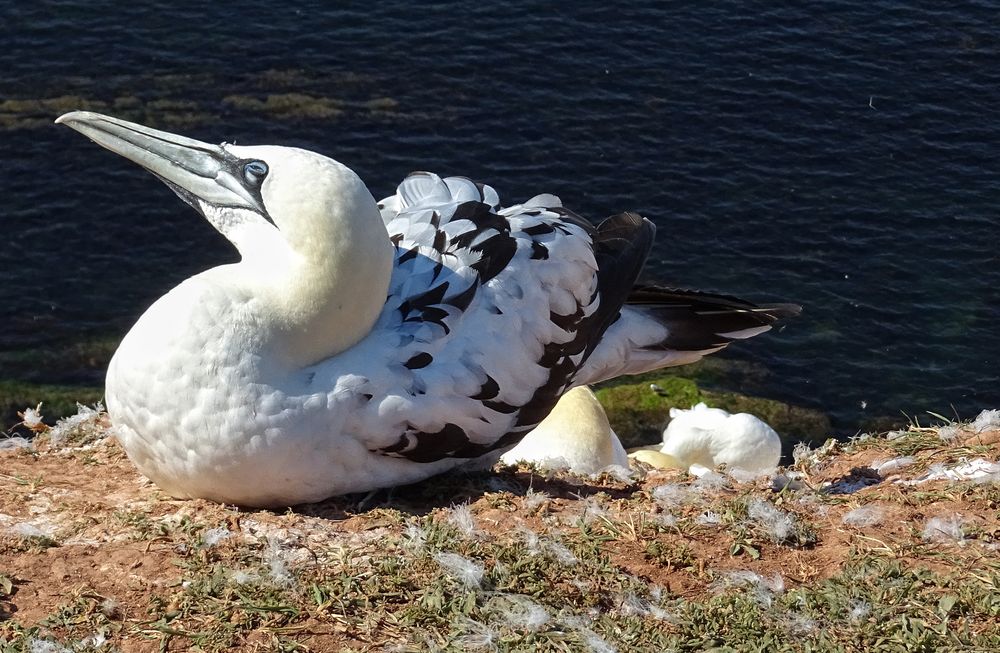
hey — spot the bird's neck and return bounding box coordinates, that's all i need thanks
[239,219,395,370]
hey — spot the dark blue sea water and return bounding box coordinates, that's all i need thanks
[2,1,998,430]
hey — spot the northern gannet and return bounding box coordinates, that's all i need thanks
[56,111,799,506]
[660,403,782,474]
[499,386,629,475]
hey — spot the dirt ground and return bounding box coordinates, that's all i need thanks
[1,411,999,652]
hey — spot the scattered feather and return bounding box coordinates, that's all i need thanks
[0,436,32,451]
[582,629,617,653]
[544,539,578,566]
[490,593,550,631]
[80,633,107,649]
[791,441,814,466]
[594,463,634,483]
[562,615,617,653]
[447,503,478,538]
[491,559,510,582]
[937,425,961,441]
[230,569,259,584]
[522,488,550,510]
[201,526,231,548]
[617,592,672,620]
[48,402,105,445]
[28,639,72,653]
[455,617,498,651]
[265,538,296,586]
[712,570,784,608]
[748,499,795,543]
[842,506,885,528]
[99,598,121,619]
[782,612,818,636]
[696,511,721,526]
[692,470,727,492]
[795,492,829,517]
[579,496,607,524]
[971,409,1000,432]
[13,521,55,540]
[874,457,915,475]
[907,459,1000,484]
[434,552,485,587]
[848,599,872,623]
[651,483,692,508]
[517,525,541,554]
[655,512,678,528]
[403,523,428,552]
[922,515,965,544]
[18,403,46,431]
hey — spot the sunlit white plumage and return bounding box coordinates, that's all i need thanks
[500,386,628,474]
[57,111,798,506]
[660,402,781,474]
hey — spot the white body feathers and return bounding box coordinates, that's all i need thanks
[660,403,781,474]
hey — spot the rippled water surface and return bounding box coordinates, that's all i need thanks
[2,1,998,428]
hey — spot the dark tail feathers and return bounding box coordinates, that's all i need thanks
[626,284,801,351]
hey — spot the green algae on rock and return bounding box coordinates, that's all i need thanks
[0,66,390,131]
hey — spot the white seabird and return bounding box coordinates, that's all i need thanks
[499,385,628,475]
[660,402,782,475]
[56,111,799,507]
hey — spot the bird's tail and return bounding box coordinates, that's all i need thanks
[574,284,800,385]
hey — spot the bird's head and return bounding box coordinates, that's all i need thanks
[55,111,382,267]
[56,111,394,365]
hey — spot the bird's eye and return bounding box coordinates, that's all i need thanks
[243,160,268,185]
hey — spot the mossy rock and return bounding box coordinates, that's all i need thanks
[595,375,831,453]
[594,357,775,401]
[366,97,400,112]
[0,380,104,433]
[223,93,343,119]
[595,376,704,448]
[0,336,118,385]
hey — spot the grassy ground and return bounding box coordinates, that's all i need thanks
[1,408,998,652]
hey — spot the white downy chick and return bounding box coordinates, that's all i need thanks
[661,402,780,474]
[500,386,629,475]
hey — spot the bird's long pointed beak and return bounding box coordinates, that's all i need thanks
[56,111,266,215]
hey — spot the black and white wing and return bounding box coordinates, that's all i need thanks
[318,171,796,465]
